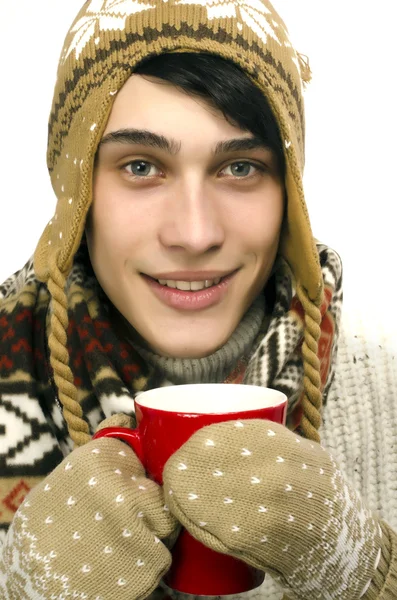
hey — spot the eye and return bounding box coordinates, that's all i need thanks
[220,162,262,178]
[123,160,160,177]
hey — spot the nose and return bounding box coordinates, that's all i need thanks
[159,179,225,255]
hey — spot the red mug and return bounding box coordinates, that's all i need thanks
[94,383,287,595]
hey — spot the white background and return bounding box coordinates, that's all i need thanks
[0,1,396,310]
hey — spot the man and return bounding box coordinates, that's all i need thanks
[0,1,396,598]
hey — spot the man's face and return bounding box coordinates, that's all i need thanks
[86,75,284,358]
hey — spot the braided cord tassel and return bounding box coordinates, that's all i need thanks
[47,257,91,447]
[296,283,323,443]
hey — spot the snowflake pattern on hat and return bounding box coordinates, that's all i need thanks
[175,0,284,44]
[63,0,156,61]
[62,0,287,63]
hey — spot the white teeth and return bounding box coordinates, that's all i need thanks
[156,278,223,291]
[190,281,206,291]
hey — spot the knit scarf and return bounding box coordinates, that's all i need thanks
[0,241,342,538]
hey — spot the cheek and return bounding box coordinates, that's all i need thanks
[231,190,284,253]
[90,172,144,259]
[86,182,128,285]
[91,174,123,238]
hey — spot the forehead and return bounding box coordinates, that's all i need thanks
[103,74,248,140]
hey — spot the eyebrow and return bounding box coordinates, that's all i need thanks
[99,128,272,155]
[99,129,181,154]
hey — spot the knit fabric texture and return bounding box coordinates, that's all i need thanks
[122,295,265,385]
[2,251,397,599]
[0,242,341,541]
[29,0,327,446]
[1,1,396,597]
[155,306,397,600]
[163,419,384,599]
[36,0,319,297]
[1,434,178,599]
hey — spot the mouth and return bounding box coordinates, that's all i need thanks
[141,270,238,311]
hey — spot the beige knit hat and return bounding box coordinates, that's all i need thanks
[34,0,324,446]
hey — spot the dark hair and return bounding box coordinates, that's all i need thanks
[134,52,286,181]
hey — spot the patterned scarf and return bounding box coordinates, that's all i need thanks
[0,240,342,539]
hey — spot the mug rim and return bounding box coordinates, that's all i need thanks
[135,384,287,414]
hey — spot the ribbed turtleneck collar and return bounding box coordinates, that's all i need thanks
[128,295,266,384]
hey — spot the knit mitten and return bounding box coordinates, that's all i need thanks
[163,419,386,600]
[1,435,178,600]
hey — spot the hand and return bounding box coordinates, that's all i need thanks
[163,419,382,600]
[2,432,178,599]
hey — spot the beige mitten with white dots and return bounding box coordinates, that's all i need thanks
[164,420,397,600]
[1,435,178,600]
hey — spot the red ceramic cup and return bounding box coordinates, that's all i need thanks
[94,383,287,596]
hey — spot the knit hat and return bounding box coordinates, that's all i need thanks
[33,0,324,446]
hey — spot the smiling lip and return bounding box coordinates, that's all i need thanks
[142,270,238,311]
